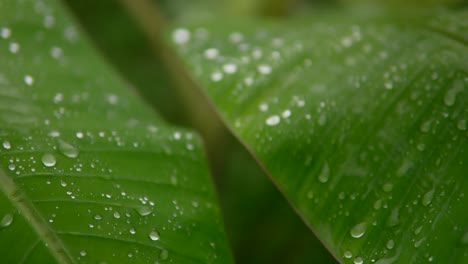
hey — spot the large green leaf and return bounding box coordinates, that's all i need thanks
[0,0,231,263]
[171,10,468,263]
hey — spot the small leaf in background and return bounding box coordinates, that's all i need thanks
[172,10,467,263]
[0,0,231,263]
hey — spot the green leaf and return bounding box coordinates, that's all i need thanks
[0,0,231,263]
[171,10,468,263]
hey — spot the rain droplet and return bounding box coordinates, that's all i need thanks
[58,140,79,158]
[129,228,136,234]
[136,206,152,216]
[318,162,330,183]
[2,140,11,149]
[265,115,280,126]
[374,199,382,210]
[1,27,11,39]
[457,120,466,131]
[9,42,19,53]
[223,63,237,74]
[444,80,463,107]
[318,113,327,126]
[344,251,353,259]
[76,132,84,139]
[387,207,400,227]
[204,48,219,59]
[172,28,190,44]
[420,120,431,133]
[350,222,367,238]
[386,239,394,249]
[422,189,435,206]
[113,212,121,219]
[383,182,393,193]
[159,249,169,260]
[354,256,363,264]
[211,72,223,82]
[80,250,87,257]
[41,153,56,167]
[1,214,13,228]
[24,75,34,86]
[257,64,272,75]
[94,214,102,220]
[149,230,160,241]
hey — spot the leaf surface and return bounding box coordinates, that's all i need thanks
[0,0,231,263]
[172,10,468,263]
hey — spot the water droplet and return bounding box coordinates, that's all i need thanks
[50,46,63,59]
[76,132,84,139]
[94,214,102,220]
[24,75,34,86]
[1,27,11,39]
[58,140,79,158]
[172,28,190,44]
[387,207,400,227]
[457,120,466,131]
[344,251,353,258]
[113,212,121,219]
[417,143,425,151]
[129,228,136,235]
[2,140,11,149]
[41,153,56,167]
[318,113,327,126]
[204,48,219,59]
[422,189,435,206]
[383,182,393,193]
[9,42,19,53]
[318,162,330,183]
[1,214,13,228]
[350,222,367,238]
[258,103,268,112]
[374,199,382,210]
[281,109,291,118]
[420,120,431,133]
[444,80,463,106]
[211,72,223,82]
[386,239,394,249]
[149,230,160,241]
[384,81,393,90]
[257,64,272,75]
[354,256,363,264]
[80,250,87,257]
[265,115,280,126]
[223,63,237,74]
[136,206,152,216]
[159,249,169,260]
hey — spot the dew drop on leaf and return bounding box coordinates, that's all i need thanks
[160,249,169,260]
[2,140,11,150]
[318,162,330,183]
[350,222,367,238]
[136,206,152,216]
[354,256,363,264]
[344,251,352,259]
[41,153,56,167]
[0,213,13,228]
[457,119,466,131]
[58,139,79,158]
[386,239,395,249]
[265,115,280,126]
[149,230,160,241]
[422,189,435,206]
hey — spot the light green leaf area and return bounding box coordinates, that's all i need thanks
[172,10,468,263]
[0,1,231,263]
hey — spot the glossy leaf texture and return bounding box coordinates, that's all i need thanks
[171,10,468,263]
[0,0,231,263]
